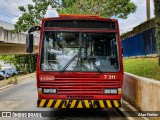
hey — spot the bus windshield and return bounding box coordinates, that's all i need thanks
[41,31,119,72]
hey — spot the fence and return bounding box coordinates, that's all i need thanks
[121,28,157,57]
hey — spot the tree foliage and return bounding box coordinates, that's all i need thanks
[14,0,136,33]
[153,0,160,66]
[0,55,37,74]
[62,0,136,19]
[0,55,15,64]
[14,0,60,32]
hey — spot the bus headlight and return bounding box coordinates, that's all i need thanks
[49,89,57,93]
[43,88,56,94]
[104,89,118,94]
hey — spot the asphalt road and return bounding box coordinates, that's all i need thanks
[0,78,145,120]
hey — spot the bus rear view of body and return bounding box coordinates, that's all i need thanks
[27,13,123,108]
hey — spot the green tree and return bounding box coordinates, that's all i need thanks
[14,0,61,32]
[62,0,136,19]
[14,55,37,74]
[0,55,14,65]
[0,55,37,74]
[14,0,136,32]
[153,0,160,66]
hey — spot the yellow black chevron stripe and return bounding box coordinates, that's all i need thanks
[38,99,122,108]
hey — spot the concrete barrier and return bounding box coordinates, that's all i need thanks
[123,72,160,111]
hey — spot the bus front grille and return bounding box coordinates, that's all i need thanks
[40,79,120,95]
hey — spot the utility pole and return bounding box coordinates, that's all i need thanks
[146,0,150,20]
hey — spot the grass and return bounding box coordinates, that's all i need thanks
[7,76,18,85]
[123,57,160,80]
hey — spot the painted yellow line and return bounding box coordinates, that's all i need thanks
[39,99,46,107]
[47,100,54,108]
[106,100,112,108]
[38,99,122,108]
[0,77,34,92]
[91,100,95,108]
[99,100,105,108]
[54,100,61,108]
[77,101,83,108]
[70,100,76,108]
[113,100,119,107]
[62,100,69,108]
[84,100,90,108]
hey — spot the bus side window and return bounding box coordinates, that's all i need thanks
[110,38,118,65]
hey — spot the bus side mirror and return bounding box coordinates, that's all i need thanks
[26,34,33,53]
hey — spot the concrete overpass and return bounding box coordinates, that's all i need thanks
[0,20,39,55]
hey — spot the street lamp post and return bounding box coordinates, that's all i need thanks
[146,0,150,20]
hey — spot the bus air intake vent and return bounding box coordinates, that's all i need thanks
[67,95,94,99]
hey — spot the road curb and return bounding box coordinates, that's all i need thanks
[120,99,150,120]
[0,84,13,90]
[0,76,35,91]
[114,99,150,119]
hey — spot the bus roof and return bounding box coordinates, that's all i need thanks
[42,14,117,22]
[59,14,100,18]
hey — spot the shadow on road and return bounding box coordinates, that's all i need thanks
[43,108,123,120]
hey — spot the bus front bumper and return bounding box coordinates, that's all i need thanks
[37,99,122,108]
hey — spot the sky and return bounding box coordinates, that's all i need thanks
[118,0,154,33]
[0,0,154,34]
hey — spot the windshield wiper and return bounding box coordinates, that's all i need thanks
[88,58,102,74]
[60,53,78,73]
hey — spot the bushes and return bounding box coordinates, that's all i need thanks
[0,54,37,74]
